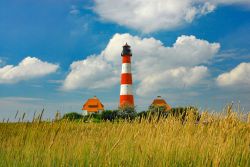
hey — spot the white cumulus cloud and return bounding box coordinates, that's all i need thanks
[63,33,220,96]
[136,66,208,96]
[93,0,250,33]
[0,57,59,84]
[63,55,119,90]
[217,62,250,87]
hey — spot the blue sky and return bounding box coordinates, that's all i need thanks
[0,0,250,120]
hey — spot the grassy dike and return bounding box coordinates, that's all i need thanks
[0,111,249,166]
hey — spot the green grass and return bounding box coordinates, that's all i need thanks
[0,111,249,166]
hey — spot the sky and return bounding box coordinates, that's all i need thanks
[0,0,250,121]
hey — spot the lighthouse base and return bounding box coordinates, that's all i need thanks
[120,95,134,107]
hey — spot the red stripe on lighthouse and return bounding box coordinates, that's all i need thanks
[120,95,134,106]
[122,56,131,63]
[121,73,132,84]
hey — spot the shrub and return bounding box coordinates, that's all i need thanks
[101,110,119,121]
[101,108,138,121]
[148,105,167,113]
[118,105,137,120]
[136,106,200,122]
[169,106,200,122]
[62,112,83,121]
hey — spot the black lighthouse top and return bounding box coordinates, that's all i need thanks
[121,43,132,56]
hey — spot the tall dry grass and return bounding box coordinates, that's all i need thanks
[0,110,249,166]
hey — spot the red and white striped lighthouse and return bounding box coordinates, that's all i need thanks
[120,43,134,107]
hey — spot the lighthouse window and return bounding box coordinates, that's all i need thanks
[122,46,132,55]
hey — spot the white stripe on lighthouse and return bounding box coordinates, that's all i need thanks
[120,84,133,95]
[121,63,131,74]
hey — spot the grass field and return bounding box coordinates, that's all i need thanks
[0,110,249,166]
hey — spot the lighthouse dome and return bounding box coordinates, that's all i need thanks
[121,43,132,56]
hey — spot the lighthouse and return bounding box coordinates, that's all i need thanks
[120,43,134,107]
